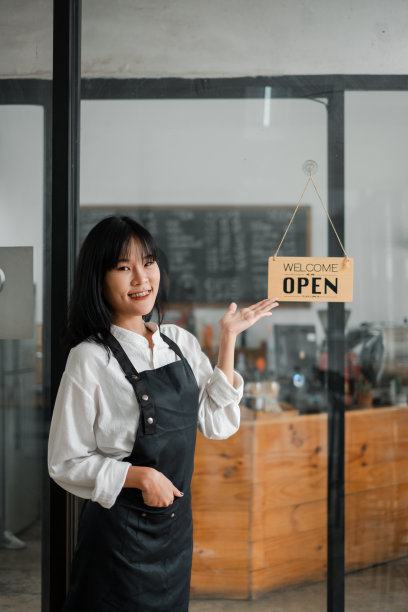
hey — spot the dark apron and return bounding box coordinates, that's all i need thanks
[62,331,199,612]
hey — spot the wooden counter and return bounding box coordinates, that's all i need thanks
[190,405,408,599]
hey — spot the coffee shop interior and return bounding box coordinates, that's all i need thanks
[1,1,408,611]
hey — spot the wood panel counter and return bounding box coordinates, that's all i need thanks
[190,405,408,600]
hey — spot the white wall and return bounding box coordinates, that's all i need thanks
[79,93,408,348]
[80,96,328,345]
[1,95,407,337]
[0,106,44,323]
[345,91,408,329]
[1,0,408,78]
[80,98,327,207]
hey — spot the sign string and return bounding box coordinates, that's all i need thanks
[273,170,349,260]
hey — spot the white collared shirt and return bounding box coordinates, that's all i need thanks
[48,323,243,509]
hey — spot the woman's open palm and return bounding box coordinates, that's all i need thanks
[220,298,279,337]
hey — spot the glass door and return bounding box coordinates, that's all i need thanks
[0,101,49,611]
[79,89,329,610]
[344,91,408,611]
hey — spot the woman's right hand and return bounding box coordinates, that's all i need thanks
[124,466,183,507]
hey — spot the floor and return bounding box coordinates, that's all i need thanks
[0,522,407,611]
[190,558,408,611]
[0,521,41,612]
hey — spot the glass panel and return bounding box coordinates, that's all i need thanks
[345,91,408,610]
[0,104,46,610]
[80,93,328,609]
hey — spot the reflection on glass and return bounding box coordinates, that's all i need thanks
[79,90,408,611]
[344,92,408,611]
[80,95,328,610]
[0,105,45,610]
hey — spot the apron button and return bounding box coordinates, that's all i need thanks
[170,513,175,518]
[141,512,147,518]
[141,394,149,401]
[147,417,154,425]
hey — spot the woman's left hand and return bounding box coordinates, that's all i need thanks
[219,297,279,338]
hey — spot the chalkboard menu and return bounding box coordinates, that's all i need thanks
[80,207,310,304]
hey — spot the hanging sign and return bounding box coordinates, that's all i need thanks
[268,256,354,302]
[268,161,354,303]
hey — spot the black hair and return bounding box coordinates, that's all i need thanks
[63,216,168,354]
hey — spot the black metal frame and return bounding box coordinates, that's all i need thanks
[327,91,346,611]
[48,2,82,611]
[80,75,408,99]
[1,69,407,612]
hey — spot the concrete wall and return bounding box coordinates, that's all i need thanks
[1,0,408,78]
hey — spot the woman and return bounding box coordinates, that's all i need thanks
[48,216,279,611]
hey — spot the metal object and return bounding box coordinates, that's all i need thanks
[244,396,265,411]
[49,1,82,608]
[347,323,385,384]
[327,91,345,612]
[302,159,318,176]
[0,247,34,340]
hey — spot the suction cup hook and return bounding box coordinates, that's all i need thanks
[302,160,318,176]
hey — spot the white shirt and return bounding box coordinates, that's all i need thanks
[48,323,243,509]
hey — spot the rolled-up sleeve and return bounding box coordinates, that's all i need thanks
[177,330,243,439]
[198,365,243,439]
[48,372,131,509]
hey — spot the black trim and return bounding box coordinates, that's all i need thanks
[41,94,53,612]
[0,74,375,119]
[327,92,346,612]
[80,75,408,100]
[0,79,51,104]
[49,1,82,611]
[2,74,408,105]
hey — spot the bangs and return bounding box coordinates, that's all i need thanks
[99,216,158,271]
[117,233,158,264]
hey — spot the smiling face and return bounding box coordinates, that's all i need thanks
[102,238,160,325]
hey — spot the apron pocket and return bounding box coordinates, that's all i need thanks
[122,508,174,564]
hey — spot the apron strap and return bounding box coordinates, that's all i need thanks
[105,333,157,435]
[105,330,187,435]
[159,331,186,360]
[105,332,141,377]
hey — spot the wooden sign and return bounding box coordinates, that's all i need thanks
[268,256,354,302]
